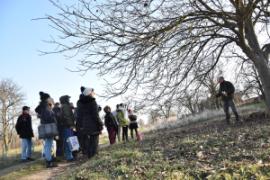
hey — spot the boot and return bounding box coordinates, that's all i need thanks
[46,160,57,168]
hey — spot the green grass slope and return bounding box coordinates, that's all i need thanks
[58,118,270,180]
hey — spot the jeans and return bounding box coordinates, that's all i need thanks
[21,138,32,160]
[62,128,73,160]
[223,99,239,123]
[44,138,53,161]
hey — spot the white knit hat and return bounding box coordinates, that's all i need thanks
[83,87,94,96]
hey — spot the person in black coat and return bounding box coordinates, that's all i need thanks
[104,106,118,145]
[15,106,34,162]
[216,77,240,124]
[77,87,103,158]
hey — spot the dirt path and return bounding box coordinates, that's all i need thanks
[19,161,76,180]
[16,144,109,180]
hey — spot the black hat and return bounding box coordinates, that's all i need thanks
[39,91,50,101]
[22,106,30,111]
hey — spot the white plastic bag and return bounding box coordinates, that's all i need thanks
[67,136,80,151]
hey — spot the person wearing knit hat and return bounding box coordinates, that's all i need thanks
[83,87,95,97]
[15,106,34,162]
[39,91,50,101]
[35,91,58,168]
[77,87,103,158]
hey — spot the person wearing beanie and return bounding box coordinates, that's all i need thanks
[59,95,75,161]
[15,106,34,162]
[35,91,58,168]
[77,87,103,158]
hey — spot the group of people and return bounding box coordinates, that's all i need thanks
[15,76,239,168]
[104,103,140,145]
[15,86,140,168]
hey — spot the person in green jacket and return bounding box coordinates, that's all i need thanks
[117,104,129,142]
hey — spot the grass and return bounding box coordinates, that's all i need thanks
[0,160,45,180]
[0,145,42,170]
[56,116,270,180]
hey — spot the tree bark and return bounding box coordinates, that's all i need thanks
[252,55,270,112]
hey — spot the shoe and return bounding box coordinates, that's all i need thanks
[46,161,58,168]
[67,158,75,162]
[27,157,35,161]
[20,159,28,163]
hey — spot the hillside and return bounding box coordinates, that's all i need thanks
[56,114,270,179]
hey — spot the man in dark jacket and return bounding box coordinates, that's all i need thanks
[77,87,103,158]
[15,106,34,162]
[216,77,240,124]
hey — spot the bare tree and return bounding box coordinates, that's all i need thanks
[43,0,270,112]
[238,62,265,99]
[0,79,24,157]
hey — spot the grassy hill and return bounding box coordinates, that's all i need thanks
[57,115,270,179]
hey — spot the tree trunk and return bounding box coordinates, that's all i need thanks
[252,55,270,112]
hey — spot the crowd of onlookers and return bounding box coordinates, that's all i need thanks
[15,86,140,168]
[15,76,240,168]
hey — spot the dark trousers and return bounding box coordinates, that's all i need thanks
[107,128,117,145]
[223,99,239,123]
[130,128,138,139]
[77,131,84,153]
[122,126,128,142]
[56,128,64,157]
[83,134,99,158]
[117,126,121,142]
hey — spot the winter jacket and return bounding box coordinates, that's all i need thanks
[104,112,118,130]
[35,102,56,124]
[15,113,34,139]
[216,81,235,101]
[60,104,75,128]
[77,95,103,135]
[128,114,138,129]
[53,106,63,130]
[117,110,129,127]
